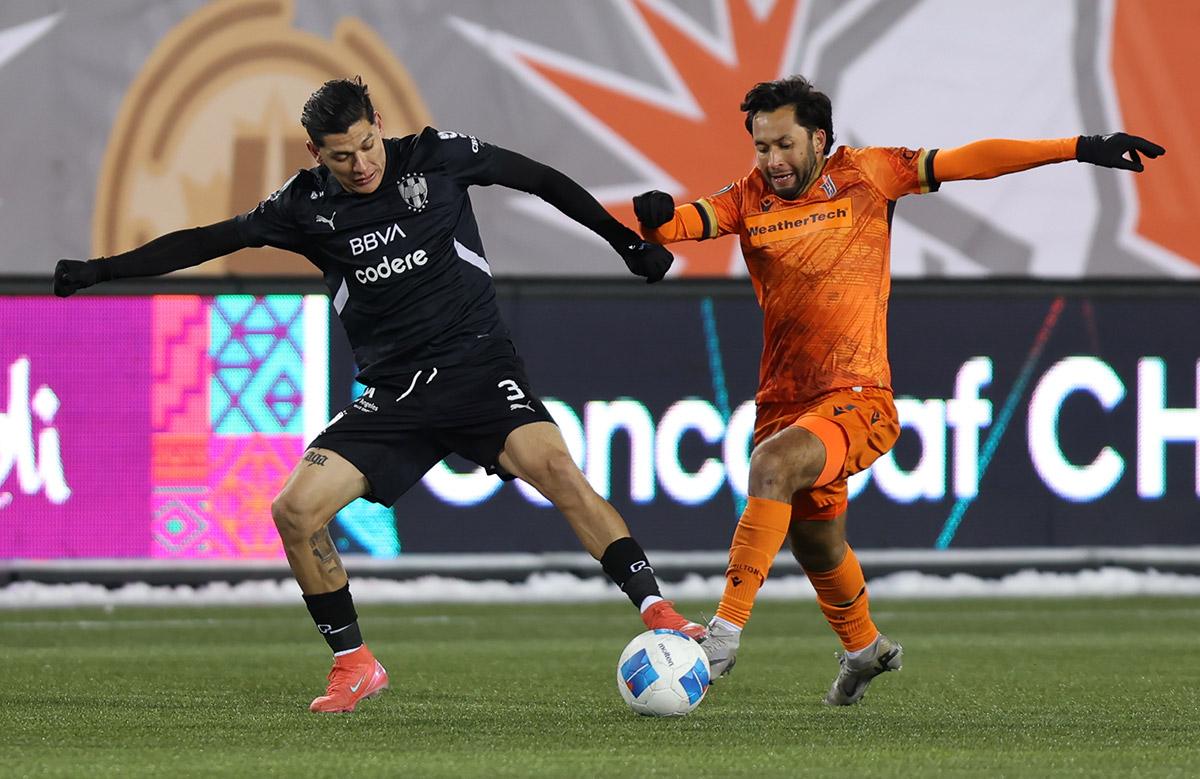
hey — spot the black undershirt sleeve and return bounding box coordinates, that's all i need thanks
[95,219,248,280]
[487,147,642,250]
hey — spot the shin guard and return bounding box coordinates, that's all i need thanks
[805,545,878,651]
[714,496,792,627]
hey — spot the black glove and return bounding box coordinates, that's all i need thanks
[1076,133,1165,172]
[619,240,674,283]
[632,190,676,228]
[53,259,107,297]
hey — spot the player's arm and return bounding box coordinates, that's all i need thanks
[53,219,247,297]
[933,133,1165,183]
[488,147,674,283]
[631,191,712,244]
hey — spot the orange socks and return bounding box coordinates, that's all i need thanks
[805,545,877,651]
[714,496,792,627]
[713,496,878,653]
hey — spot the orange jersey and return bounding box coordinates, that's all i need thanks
[644,137,1077,404]
[650,146,936,405]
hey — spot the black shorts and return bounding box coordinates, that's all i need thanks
[311,340,556,506]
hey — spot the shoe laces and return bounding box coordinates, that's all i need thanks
[326,656,371,689]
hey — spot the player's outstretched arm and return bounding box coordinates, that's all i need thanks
[933,134,1165,185]
[53,219,248,297]
[1076,133,1165,172]
[490,148,674,283]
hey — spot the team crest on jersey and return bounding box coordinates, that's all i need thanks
[399,173,429,211]
[820,175,838,198]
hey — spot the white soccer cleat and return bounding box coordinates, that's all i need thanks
[823,633,903,706]
[701,618,740,679]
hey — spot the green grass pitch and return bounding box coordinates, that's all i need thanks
[2,596,1198,778]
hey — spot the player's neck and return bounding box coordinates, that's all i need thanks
[798,156,827,197]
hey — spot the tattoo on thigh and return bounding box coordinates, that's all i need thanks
[309,531,341,575]
[303,451,328,467]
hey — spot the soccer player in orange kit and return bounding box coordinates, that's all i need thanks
[633,75,1164,706]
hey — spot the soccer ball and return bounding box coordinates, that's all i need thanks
[617,628,710,717]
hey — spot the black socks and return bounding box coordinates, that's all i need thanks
[302,583,364,653]
[601,537,661,608]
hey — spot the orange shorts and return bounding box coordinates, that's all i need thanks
[754,387,900,520]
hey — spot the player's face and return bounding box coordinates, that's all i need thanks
[307,113,387,195]
[751,106,826,200]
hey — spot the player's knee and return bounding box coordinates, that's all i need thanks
[748,446,816,498]
[747,447,782,493]
[271,493,319,543]
[535,449,591,503]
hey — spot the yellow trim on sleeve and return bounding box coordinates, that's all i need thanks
[916,149,933,193]
[695,198,720,239]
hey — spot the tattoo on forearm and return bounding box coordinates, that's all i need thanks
[303,451,328,467]
[309,530,341,575]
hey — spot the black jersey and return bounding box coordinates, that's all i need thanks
[235,127,511,386]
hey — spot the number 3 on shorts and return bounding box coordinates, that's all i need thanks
[497,379,525,401]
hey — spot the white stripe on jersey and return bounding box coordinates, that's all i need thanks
[454,239,491,276]
[333,277,349,313]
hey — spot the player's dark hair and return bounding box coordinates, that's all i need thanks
[301,76,375,147]
[740,75,835,154]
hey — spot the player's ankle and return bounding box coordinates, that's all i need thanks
[710,616,743,633]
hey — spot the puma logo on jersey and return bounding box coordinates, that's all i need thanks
[509,401,535,412]
[315,212,336,230]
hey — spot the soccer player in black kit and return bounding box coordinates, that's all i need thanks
[54,77,702,713]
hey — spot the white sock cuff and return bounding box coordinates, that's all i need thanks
[843,633,880,659]
[638,595,665,613]
[711,616,743,633]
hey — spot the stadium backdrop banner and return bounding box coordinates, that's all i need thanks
[0,0,1197,279]
[2,287,1198,560]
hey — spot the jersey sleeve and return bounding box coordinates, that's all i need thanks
[234,172,307,251]
[421,126,502,187]
[930,137,1077,182]
[856,147,938,201]
[642,180,746,244]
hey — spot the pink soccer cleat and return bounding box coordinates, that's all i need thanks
[641,600,707,642]
[309,644,389,713]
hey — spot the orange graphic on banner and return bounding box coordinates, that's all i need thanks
[211,434,301,558]
[515,0,805,276]
[93,0,432,276]
[1112,0,1200,269]
[743,199,852,247]
[152,434,209,483]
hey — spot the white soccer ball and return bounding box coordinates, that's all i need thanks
[617,628,710,717]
